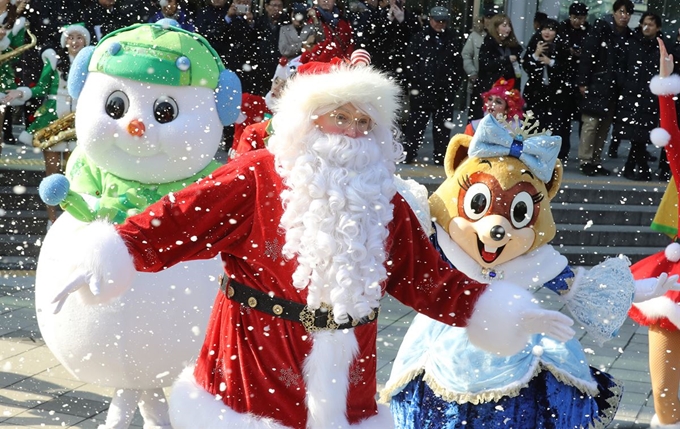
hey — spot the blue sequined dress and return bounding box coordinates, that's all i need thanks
[381,224,628,429]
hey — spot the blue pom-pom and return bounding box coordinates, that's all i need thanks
[215,69,242,126]
[155,18,180,29]
[67,46,95,99]
[39,174,70,206]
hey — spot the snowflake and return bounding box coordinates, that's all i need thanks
[264,239,282,261]
[278,367,301,388]
[418,277,437,293]
[349,365,364,386]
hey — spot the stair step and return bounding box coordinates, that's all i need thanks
[556,245,661,266]
[553,224,668,247]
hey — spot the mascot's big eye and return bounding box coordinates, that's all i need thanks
[105,91,129,119]
[154,96,179,124]
[463,183,491,221]
[510,192,534,228]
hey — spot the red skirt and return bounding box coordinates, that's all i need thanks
[629,250,680,331]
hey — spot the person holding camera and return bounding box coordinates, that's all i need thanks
[279,3,316,59]
[522,18,572,161]
[301,0,354,63]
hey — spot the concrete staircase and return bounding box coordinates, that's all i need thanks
[552,180,668,266]
[0,165,47,271]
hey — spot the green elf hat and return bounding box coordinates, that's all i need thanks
[67,20,241,126]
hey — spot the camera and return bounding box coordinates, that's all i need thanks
[235,3,250,14]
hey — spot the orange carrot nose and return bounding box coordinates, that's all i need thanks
[127,119,145,137]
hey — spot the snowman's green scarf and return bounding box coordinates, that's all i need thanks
[64,145,221,224]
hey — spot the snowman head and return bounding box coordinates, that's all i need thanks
[69,21,241,183]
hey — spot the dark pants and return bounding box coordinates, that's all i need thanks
[403,98,454,165]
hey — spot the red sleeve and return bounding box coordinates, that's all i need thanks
[385,194,487,328]
[115,152,272,272]
[659,94,680,180]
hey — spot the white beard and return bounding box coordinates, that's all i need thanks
[272,128,401,323]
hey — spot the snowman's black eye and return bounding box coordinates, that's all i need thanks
[154,96,178,124]
[105,90,129,119]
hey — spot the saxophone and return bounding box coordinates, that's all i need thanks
[32,112,76,150]
[0,27,36,67]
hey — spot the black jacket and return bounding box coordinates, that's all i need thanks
[404,25,464,108]
[477,34,522,94]
[578,15,632,117]
[617,28,665,140]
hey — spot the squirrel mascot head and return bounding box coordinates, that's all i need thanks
[429,114,563,268]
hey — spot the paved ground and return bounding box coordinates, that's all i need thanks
[0,119,672,427]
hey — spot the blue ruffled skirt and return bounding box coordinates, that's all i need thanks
[390,368,622,429]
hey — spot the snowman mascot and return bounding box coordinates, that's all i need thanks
[34,21,241,429]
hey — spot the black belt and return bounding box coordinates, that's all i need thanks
[219,275,379,332]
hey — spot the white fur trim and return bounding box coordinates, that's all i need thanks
[304,331,358,428]
[465,281,535,356]
[666,242,680,262]
[169,366,394,429]
[651,413,680,428]
[61,24,91,48]
[650,75,680,96]
[11,17,24,36]
[18,130,32,145]
[632,296,680,330]
[73,220,135,302]
[0,34,10,52]
[41,48,58,70]
[651,127,671,147]
[278,63,401,130]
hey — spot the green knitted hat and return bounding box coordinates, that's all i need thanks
[88,22,225,88]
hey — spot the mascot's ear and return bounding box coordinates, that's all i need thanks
[444,134,472,178]
[545,159,563,200]
[68,46,95,99]
[215,69,242,126]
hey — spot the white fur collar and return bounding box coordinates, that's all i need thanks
[434,223,568,287]
[42,48,58,70]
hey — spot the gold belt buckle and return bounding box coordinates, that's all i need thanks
[299,303,338,332]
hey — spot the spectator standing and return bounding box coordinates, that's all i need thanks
[195,0,257,93]
[462,9,495,120]
[148,0,195,31]
[279,3,315,59]
[558,2,589,144]
[379,0,420,94]
[474,14,522,120]
[522,18,573,161]
[301,0,354,63]
[253,0,284,96]
[577,0,634,177]
[348,0,387,66]
[616,12,665,181]
[402,6,464,165]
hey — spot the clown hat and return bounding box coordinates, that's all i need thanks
[481,77,525,119]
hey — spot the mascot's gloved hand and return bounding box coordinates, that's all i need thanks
[633,273,680,303]
[466,281,575,356]
[52,220,136,314]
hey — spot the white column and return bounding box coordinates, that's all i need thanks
[506,0,538,46]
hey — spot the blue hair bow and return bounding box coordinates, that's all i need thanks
[468,115,561,183]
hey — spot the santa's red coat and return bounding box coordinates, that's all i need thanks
[116,150,486,428]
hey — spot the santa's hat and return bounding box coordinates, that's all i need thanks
[481,77,525,118]
[272,56,302,81]
[60,23,91,49]
[277,50,401,128]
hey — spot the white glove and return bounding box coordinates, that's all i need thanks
[517,308,575,342]
[633,273,680,303]
[51,220,136,314]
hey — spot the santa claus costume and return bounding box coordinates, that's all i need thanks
[628,51,680,428]
[54,60,576,429]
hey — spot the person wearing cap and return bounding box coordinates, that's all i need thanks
[279,2,316,59]
[576,0,634,177]
[462,8,496,120]
[522,18,573,161]
[402,6,465,165]
[47,55,576,428]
